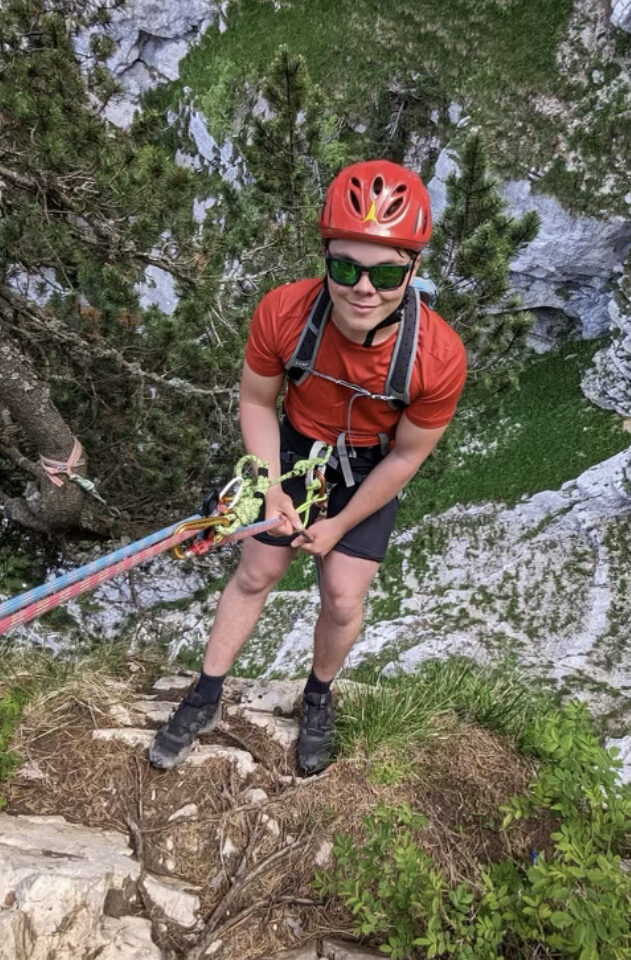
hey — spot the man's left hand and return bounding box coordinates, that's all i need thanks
[290,516,345,558]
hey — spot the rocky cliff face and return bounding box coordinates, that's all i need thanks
[73,0,231,128]
[428,148,631,346]
[612,0,631,32]
[582,296,631,416]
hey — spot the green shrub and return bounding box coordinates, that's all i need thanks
[316,702,631,959]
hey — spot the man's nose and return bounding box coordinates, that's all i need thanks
[353,270,377,294]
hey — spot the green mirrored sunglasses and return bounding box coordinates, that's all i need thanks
[325,255,413,291]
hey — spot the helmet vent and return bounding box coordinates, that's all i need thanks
[349,188,361,214]
[393,183,407,195]
[372,176,384,196]
[384,197,404,219]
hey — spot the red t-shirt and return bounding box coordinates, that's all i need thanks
[244,278,467,447]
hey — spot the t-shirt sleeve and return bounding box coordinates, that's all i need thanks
[244,291,286,377]
[406,336,468,429]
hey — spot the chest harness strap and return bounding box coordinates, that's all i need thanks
[284,283,421,487]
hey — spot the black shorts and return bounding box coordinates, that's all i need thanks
[253,418,398,563]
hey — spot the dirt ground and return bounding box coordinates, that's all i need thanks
[5,672,552,959]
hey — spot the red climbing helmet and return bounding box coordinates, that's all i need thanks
[318,159,432,252]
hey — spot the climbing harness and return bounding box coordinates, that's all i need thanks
[0,445,331,636]
[40,437,107,505]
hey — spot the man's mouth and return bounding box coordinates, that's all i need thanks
[349,301,376,314]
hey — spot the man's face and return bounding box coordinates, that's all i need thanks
[326,239,414,342]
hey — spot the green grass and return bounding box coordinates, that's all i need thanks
[336,656,558,763]
[397,340,629,525]
[0,689,29,806]
[155,0,631,214]
[177,0,573,136]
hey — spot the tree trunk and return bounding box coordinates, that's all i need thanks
[0,321,86,533]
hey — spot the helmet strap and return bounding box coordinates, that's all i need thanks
[362,286,411,348]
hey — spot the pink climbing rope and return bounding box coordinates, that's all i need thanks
[0,516,282,636]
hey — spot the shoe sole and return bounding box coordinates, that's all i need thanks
[148,706,221,770]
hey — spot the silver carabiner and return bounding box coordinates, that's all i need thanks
[218,475,244,508]
[305,441,330,489]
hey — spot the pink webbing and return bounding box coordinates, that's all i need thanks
[40,437,85,488]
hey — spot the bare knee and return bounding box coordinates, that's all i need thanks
[321,586,363,627]
[233,552,287,596]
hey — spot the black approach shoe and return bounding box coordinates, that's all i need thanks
[298,691,335,775]
[149,689,221,770]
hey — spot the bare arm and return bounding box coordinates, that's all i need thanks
[332,415,447,535]
[239,360,285,478]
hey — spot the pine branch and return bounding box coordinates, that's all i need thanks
[0,288,230,398]
[0,161,196,287]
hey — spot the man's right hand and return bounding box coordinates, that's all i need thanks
[264,485,307,539]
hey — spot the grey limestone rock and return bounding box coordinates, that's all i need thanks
[499,179,631,338]
[581,298,631,416]
[73,0,228,129]
[612,0,631,33]
[427,150,631,340]
[322,939,384,959]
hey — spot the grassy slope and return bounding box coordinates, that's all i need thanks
[168,0,630,214]
[399,338,629,524]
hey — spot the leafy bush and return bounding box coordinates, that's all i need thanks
[315,702,631,959]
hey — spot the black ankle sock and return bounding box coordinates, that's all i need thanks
[194,670,226,703]
[304,669,332,697]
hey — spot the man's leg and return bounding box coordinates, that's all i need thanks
[150,538,295,769]
[298,549,379,774]
[202,538,296,674]
[313,550,379,679]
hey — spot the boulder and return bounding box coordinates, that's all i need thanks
[184,743,257,777]
[266,945,318,960]
[168,803,199,822]
[93,728,155,749]
[322,940,384,959]
[239,678,304,714]
[98,916,163,959]
[142,873,200,928]
[612,0,631,32]
[0,814,140,960]
[239,710,298,749]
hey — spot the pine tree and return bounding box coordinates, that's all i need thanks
[427,131,540,393]
[223,47,348,289]
[0,0,234,534]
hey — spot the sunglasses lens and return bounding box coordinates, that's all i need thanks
[369,264,408,289]
[327,258,361,286]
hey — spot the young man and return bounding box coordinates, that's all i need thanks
[150,159,467,775]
